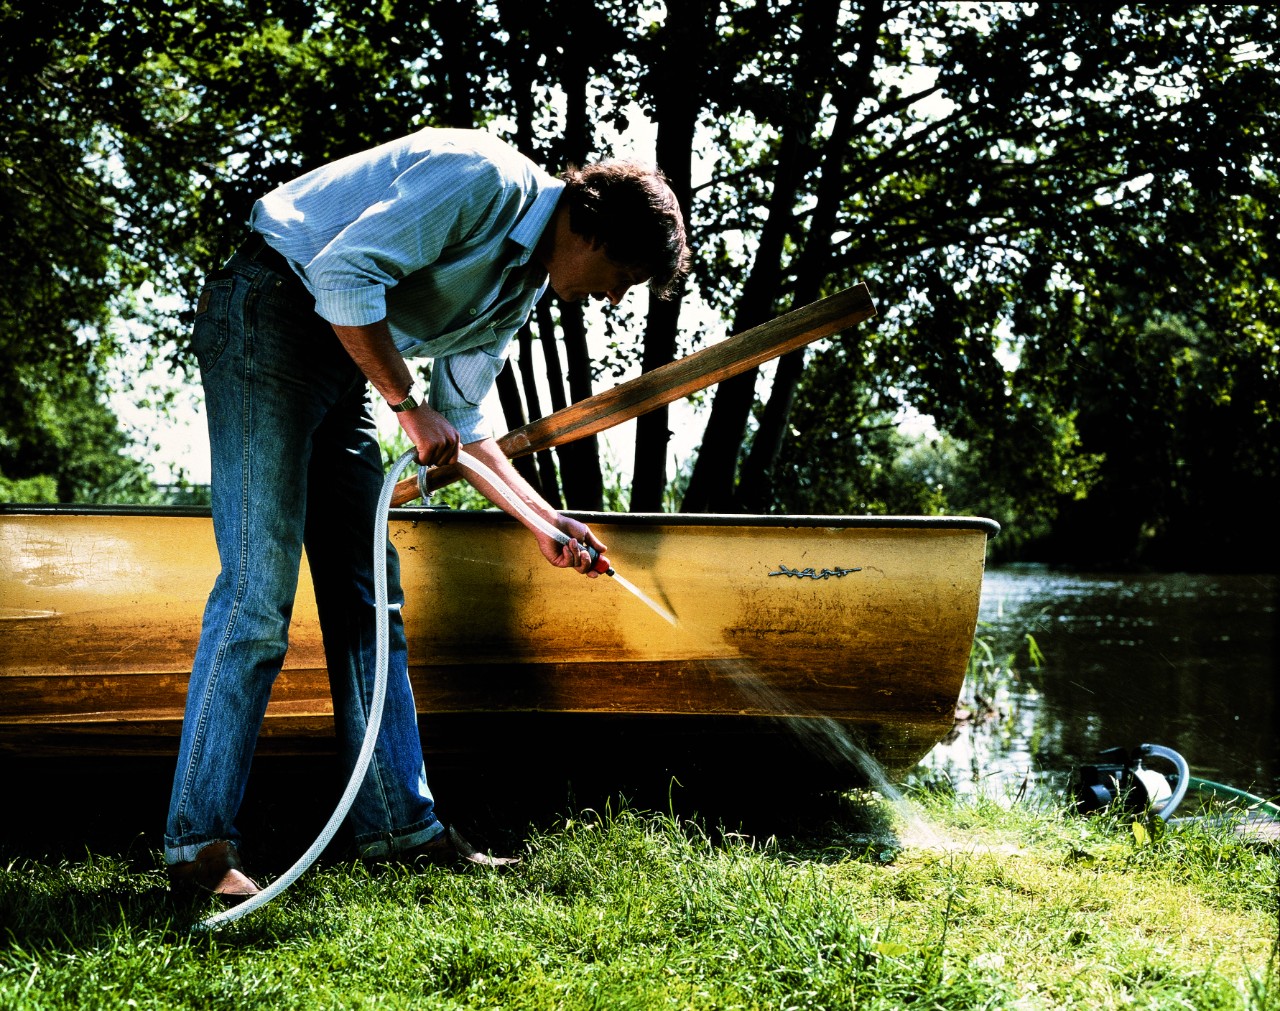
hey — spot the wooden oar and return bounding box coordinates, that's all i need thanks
[391,281,877,506]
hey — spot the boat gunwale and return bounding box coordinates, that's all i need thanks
[1,503,1000,537]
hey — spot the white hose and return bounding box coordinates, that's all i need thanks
[453,451,571,547]
[197,448,612,929]
[198,447,419,930]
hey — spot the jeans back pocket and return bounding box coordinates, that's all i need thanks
[191,277,234,371]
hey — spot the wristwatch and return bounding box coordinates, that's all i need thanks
[389,379,426,413]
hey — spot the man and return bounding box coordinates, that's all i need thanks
[165,127,690,901]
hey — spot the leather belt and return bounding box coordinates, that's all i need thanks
[234,233,310,299]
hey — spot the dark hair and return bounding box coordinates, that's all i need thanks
[559,160,692,299]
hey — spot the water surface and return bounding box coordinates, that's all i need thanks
[915,567,1278,801]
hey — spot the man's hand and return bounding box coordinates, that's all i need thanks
[537,515,608,578]
[397,404,460,467]
[329,319,460,465]
[456,438,609,577]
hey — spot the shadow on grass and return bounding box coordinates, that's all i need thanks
[1,752,909,952]
[1,748,903,861]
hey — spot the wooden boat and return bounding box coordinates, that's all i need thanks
[0,504,997,794]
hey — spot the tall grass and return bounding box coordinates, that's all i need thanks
[2,793,1277,1010]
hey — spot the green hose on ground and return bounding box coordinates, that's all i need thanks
[1183,776,1280,820]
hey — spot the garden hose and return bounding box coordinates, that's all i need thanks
[1137,743,1190,821]
[1177,777,1280,821]
[1075,743,1280,827]
[198,447,419,931]
[198,446,638,929]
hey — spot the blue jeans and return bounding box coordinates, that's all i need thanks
[164,251,442,864]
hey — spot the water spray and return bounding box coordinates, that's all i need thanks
[450,451,676,626]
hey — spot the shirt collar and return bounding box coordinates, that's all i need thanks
[508,179,565,263]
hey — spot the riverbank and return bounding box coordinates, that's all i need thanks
[2,789,1276,1009]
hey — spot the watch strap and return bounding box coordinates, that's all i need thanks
[389,379,425,413]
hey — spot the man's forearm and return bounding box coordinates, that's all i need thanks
[332,319,461,467]
[331,320,414,403]
[460,438,560,529]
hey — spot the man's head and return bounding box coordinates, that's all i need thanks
[544,160,691,305]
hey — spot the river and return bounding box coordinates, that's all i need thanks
[913,567,1279,802]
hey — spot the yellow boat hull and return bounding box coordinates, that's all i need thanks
[0,507,996,785]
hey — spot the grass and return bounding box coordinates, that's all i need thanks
[1,789,1277,1010]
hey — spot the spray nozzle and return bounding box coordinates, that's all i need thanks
[583,543,614,576]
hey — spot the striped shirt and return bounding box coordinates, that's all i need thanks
[249,128,563,443]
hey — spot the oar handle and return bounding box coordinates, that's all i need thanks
[391,282,876,506]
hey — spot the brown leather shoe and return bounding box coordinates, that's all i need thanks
[401,825,519,869]
[168,840,261,904]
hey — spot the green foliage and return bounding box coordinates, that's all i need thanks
[0,364,159,504]
[1038,306,1280,568]
[0,0,162,502]
[0,473,56,504]
[686,3,1279,564]
[597,448,632,512]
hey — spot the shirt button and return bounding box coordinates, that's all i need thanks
[469,308,477,316]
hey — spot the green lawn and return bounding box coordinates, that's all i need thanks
[2,792,1276,1010]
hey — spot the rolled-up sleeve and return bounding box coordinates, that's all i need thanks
[303,155,506,328]
[250,129,561,357]
[428,337,512,444]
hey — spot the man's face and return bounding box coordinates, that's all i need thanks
[548,234,649,305]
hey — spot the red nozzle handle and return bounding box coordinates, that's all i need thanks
[584,543,614,576]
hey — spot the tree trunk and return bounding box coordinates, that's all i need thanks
[733,4,885,513]
[431,0,480,127]
[495,0,540,160]
[631,296,682,510]
[629,1,712,512]
[491,0,559,504]
[517,321,562,508]
[542,1,603,509]
[677,120,806,512]
[555,301,604,509]
[493,360,542,493]
[679,0,844,513]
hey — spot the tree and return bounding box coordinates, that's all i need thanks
[625,0,719,511]
[5,1,1277,574]
[1,0,169,501]
[678,0,853,513]
[674,4,1278,567]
